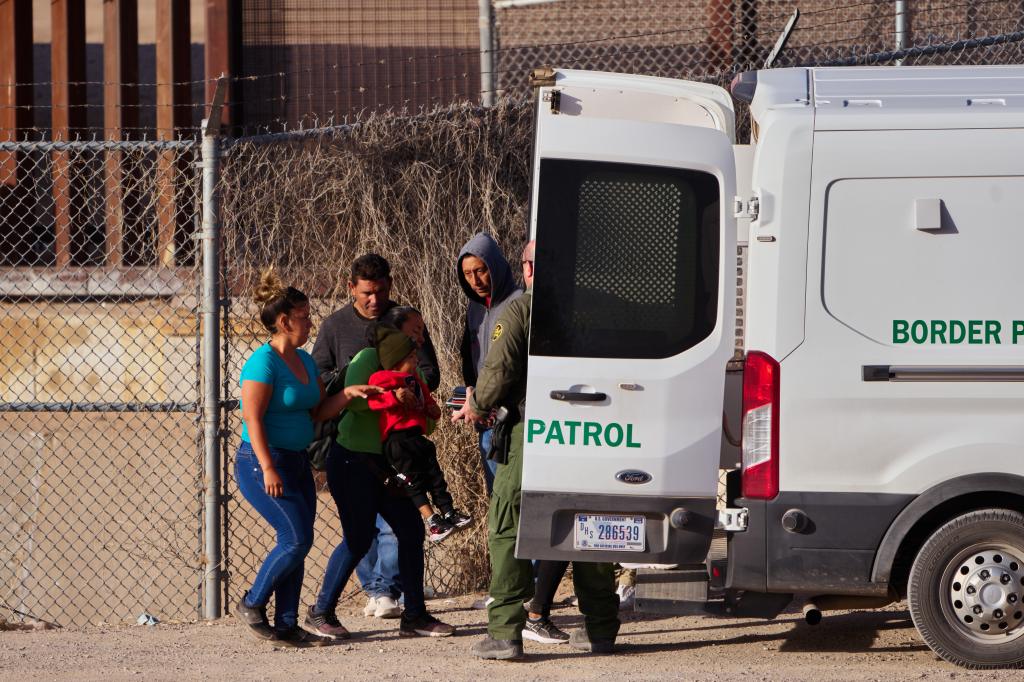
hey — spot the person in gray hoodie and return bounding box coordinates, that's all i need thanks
[457,233,523,493]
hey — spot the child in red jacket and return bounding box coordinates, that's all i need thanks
[369,327,472,542]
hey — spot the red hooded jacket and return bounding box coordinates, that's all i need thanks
[366,370,439,439]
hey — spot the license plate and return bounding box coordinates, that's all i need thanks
[574,514,646,552]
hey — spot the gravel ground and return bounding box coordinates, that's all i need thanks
[0,594,1007,681]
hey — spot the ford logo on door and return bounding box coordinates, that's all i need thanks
[615,470,652,484]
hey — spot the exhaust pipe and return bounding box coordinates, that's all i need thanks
[802,593,898,625]
[802,601,822,625]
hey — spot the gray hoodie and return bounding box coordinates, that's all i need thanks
[457,233,523,387]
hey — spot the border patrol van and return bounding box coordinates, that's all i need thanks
[518,65,1024,669]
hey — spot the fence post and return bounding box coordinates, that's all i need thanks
[478,0,495,107]
[201,77,226,620]
[895,0,908,66]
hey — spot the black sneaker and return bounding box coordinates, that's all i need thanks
[234,592,277,641]
[304,606,351,640]
[568,627,615,654]
[470,635,524,660]
[272,625,333,648]
[522,617,570,644]
[443,508,473,529]
[427,513,455,542]
[399,612,456,638]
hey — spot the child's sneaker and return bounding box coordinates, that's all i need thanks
[523,616,570,644]
[443,508,473,529]
[427,513,455,542]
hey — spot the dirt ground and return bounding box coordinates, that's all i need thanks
[0,593,1013,682]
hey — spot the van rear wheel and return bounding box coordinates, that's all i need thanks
[908,509,1024,669]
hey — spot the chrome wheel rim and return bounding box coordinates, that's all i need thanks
[942,543,1024,643]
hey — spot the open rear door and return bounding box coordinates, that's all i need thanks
[518,70,737,564]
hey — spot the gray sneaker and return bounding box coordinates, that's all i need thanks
[234,592,277,641]
[568,628,615,654]
[470,635,524,660]
[522,617,570,644]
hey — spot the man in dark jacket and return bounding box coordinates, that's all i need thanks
[457,233,523,493]
[310,253,440,622]
[313,253,439,391]
[455,241,620,660]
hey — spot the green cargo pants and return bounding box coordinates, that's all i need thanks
[486,422,621,642]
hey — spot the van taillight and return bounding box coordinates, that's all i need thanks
[741,351,779,500]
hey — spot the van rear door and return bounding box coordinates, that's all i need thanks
[518,70,737,564]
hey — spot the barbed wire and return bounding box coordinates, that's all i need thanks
[1,0,1019,133]
[0,0,867,92]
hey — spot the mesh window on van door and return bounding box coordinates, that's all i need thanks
[530,159,719,359]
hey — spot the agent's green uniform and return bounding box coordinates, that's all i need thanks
[470,290,620,643]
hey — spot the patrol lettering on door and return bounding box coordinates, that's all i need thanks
[893,319,1024,345]
[527,419,641,448]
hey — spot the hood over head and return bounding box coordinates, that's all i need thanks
[457,233,518,306]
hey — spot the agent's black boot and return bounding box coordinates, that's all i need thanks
[471,635,524,660]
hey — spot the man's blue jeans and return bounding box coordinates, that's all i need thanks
[355,515,402,600]
[479,427,498,495]
[235,441,316,629]
[315,443,426,618]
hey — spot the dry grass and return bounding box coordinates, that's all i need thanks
[219,97,534,594]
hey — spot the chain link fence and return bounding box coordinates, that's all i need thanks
[217,101,533,607]
[490,0,1024,138]
[215,1,1024,131]
[0,138,202,628]
[493,0,1024,95]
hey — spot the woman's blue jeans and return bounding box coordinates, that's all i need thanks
[315,443,426,618]
[235,441,316,629]
[355,515,402,600]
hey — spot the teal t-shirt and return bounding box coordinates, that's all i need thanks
[240,343,321,452]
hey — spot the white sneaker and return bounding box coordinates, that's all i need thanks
[374,595,402,618]
[472,596,495,610]
[616,584,635,610]
[362,596,378,617]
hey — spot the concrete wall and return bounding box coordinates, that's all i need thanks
[0,299,200,627]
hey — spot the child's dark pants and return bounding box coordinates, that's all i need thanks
[382,427,454,514]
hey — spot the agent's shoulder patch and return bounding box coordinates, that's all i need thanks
[491,323,504,341]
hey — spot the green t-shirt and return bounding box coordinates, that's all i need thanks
[336,347,383,454]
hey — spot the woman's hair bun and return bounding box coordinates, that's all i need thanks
[254,267,287,306]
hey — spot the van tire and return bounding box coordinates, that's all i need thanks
[908,508,1024,669]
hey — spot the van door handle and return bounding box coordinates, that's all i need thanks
[550,390,607,402]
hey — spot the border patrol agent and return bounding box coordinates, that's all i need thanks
[454,240,620,660]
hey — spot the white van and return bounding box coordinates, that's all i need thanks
[518,64,1024,669]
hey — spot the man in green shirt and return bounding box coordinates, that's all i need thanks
[453,240,620,660]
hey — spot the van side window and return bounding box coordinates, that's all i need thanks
[530,159,719,360]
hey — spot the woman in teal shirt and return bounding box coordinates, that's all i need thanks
[234,270,378,647]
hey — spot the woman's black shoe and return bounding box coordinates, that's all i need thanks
[234,592,277,641]
[272,626,334,648]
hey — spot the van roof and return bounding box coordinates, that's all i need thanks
[811,65,1024,109]
[750,66,1024,131]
